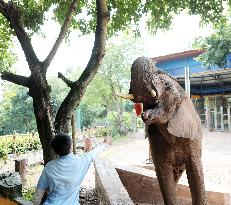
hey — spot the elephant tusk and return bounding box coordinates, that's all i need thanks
[151,90,156,97]
[115,93,134,100]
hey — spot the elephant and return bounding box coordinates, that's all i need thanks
[118,57,207,205]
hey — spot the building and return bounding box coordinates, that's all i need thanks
[152,50,231,131]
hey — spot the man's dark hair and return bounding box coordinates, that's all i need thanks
[50,134,72,156]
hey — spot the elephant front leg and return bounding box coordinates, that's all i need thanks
[155,163,178,205]
[186,157,207,205]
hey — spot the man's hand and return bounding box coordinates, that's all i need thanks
[84,137,93,152]
[103,137,112,146]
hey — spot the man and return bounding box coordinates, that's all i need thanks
[32,133,111,205]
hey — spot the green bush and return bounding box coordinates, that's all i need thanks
[23,187,35,201]
[107,111,133,136]
[0,134,42,160]
[94,127,112,138]
[0,146,9,161]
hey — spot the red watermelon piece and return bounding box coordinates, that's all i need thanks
[134,103,142,116]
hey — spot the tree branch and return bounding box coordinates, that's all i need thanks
[75,0,110,87]
[54,0,110,133]
[0,0,39,68]
[42,0,80,72]
[58,72,74,88]
[1,71,30,87]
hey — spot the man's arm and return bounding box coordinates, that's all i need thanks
[90,137,111,158]
[32,189,45,205]
[77,138,112,183]
[32,168,49,205]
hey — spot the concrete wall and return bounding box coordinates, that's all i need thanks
[117,165,230,205]
[94,158,134,205]
[0,172,32,205]
[94,159,230,205]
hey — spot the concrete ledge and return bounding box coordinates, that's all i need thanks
[94,158,134,205]
[13,197,33,205]
[0,172,22,199]
[94,159,230,205]
[0,172,32,205]
[116,165,230,205]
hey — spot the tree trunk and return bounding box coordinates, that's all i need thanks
[29,75,56,165]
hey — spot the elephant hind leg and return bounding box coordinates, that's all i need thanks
[155,163,178,205]
[186,158,207,205]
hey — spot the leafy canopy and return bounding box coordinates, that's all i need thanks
[0,0,227,72]
[5,0,225,34]
[194,23,231,68]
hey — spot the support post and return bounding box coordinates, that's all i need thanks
[214,107,218,130]
[228,105,231,131]
[220,106,224,131]
[204,97,211,129]
[15,158,28,186]
[187,65,190,97]
[205,106,210,129]
[184,65,191,97]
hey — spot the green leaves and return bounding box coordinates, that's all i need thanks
[194,23,231,68]
[0,16,16,72]
[6,0,226,37]
[0,0,228,71]
[0,84,37,134]
[107,0,226,35]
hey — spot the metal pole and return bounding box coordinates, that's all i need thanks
[214,107,218,130]
[228,105,231,131]
[220,106,224,131]
[184,66,188,95]
[187,65,190,97]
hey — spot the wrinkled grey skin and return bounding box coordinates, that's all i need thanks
[129,57,206,205]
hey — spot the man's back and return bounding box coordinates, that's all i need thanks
[40,153,91,205]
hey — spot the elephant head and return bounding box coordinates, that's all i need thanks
[118,57,202,139]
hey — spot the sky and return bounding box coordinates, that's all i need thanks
[13,12,213,76]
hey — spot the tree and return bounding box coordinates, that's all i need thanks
[194,23,231,68]
[84,34,145,134]
[0,84,37,135]
[0,0,226,164]
[0,85,36,134]
[0,0,109,163]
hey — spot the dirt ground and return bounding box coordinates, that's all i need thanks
[1,128,231,202]
[89,128,231,195]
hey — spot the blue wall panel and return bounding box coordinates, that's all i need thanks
[156,54,231,77]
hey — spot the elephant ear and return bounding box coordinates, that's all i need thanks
[167,98,202,139]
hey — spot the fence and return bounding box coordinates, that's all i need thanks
[204,105,231,131]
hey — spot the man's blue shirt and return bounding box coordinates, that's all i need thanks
[36,144,106,205]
